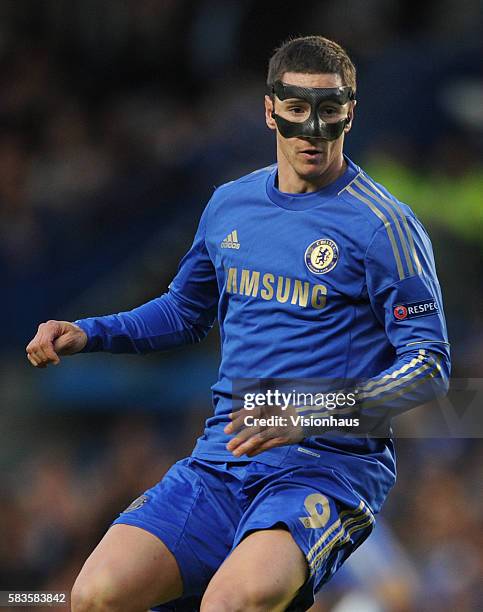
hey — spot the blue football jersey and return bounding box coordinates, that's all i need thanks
[76,157,450,512]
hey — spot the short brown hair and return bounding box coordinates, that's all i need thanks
[267,36,356,93]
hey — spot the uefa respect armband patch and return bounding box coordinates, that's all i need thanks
[393,299,438,321]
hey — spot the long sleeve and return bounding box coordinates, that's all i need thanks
[356,213,450,420]
[74,203,219,354]
[299,213,450,438]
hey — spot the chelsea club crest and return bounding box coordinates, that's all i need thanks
[305,238,339,274]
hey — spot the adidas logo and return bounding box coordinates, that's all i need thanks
[221,230,240,249]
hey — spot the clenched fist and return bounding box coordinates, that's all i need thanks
[26,320,87,368]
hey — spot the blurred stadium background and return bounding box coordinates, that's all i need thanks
[1,1,482,610]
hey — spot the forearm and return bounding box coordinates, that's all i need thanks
[356,345,450,420]
[299,346,450,437]
[75,290,215,354]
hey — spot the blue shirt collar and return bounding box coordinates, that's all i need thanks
[266,155,360,211]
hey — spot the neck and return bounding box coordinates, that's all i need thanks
[277,148,347,194]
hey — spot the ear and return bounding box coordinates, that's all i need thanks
[265,95,277,131]
[344,100,357,134]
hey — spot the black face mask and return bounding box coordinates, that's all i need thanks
[271,80,355,141]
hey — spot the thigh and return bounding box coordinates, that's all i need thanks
[113,458,244,601]
[232,465,376,610]
[73,524,182,610]
[201,528,308,612]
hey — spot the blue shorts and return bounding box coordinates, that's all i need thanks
[113,457,375,611]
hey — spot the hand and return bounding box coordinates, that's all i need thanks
[26,320,88,368]
[224,403,304,458]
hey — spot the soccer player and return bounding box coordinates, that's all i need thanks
[26,36,450,611]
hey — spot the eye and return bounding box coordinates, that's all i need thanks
[288,106,306,114]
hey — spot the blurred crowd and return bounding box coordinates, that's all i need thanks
[1,1,482,611]
[0,414,481,611]
[1,0,481,344]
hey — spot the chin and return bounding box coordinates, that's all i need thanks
[296,163,328,179]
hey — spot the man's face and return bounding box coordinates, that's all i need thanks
[265,72,355,181]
